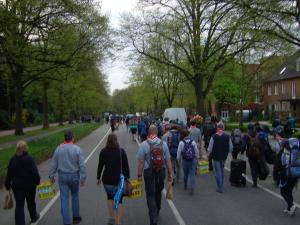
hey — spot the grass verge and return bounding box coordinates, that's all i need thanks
[0,123,78,145]
[0,123,101,187]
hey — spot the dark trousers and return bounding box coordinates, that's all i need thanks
[248,158,259,185]
[144,168,166,225]
[280,178,298,210]
[232,150,239,160]
[13,188,37,225]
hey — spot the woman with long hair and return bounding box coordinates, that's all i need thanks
[97,134,130,225]
[5,141,40,225]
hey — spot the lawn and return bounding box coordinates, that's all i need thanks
[0,123,101,179]
[0,123,79,145]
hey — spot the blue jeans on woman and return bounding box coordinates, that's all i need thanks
[213,160,225,193]
[58,172,80,225]
[182,159,197,189]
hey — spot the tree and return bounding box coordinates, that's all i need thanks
[121,0,261,115]
[0,0,111,134]
[233,1,300,47]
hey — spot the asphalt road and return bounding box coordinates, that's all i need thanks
[0,124,299,225]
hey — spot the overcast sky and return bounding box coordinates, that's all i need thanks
[100,0,138,94]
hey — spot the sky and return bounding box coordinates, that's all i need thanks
[100,0,138,94]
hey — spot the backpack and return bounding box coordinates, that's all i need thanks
[286,138,300,178]
[168,130,180,158]
[232,129,242,151]
[148,140,165,171]
[181,138,195,161]
[247,135,261,157]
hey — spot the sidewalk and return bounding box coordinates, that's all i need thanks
[0,123,62,137]
[0,123,79,150]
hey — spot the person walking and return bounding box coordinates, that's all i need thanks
[137,125,173,225]
[49,130,87,225]
[274,129,299,216]
[177,129,199,195]
[242,124,263,188]
[130,118,138,141]
[5,141,40,225]
[230,128,243,160]
[189,120,202,157]
[162,125,181,184]
[208,122,233,193]
[97,133,130,225]
[203,118,217,171]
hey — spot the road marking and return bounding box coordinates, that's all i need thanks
[32,127,111,225]
[135,138,186,225]
[224,166,300,208]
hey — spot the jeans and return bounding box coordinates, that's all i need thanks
[280,178,298,210]
[144,168,165,225]
[58,172,80,225]
[13,188,37,225]
[182,159,197,189]
[213,160,225,192]
[248,158,259,185]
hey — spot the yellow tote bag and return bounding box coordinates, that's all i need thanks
[128,180,143,199]
[198,160,209,175]
[37,181,56,199]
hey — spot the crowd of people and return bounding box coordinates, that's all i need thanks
[4,116,299,225]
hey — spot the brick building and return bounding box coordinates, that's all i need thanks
[264,50,300,121]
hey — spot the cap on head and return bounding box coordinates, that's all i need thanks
[275,125,284,137]
[217,121,225,130]
[64,130,74,142]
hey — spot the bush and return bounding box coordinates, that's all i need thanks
[225,123,248,133]
[292,131,300,139]
[0,110,13,130]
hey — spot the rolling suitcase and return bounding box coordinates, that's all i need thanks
[230,159,246,187]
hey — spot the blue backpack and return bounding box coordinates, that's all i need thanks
[182,138,195,161]
[168,130,180,158]
[283,138,300,178]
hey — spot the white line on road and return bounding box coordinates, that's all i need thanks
[135,138,186,225]
[224,166,300,208]
[32,128,111,225]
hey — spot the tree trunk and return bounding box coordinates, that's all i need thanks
[58,84,64,126]
[42,81,49,129]
[14,71,24,135]
[194,76,205,116]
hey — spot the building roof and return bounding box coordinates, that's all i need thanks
[266,49,300,82]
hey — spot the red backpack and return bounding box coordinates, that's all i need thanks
[148,140,165,171]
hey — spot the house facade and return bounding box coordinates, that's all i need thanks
[264,51,300,121]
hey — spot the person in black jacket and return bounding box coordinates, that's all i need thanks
[5,140,40,225]
[97,133,130,225]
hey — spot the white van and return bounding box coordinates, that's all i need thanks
[163,108,187,126]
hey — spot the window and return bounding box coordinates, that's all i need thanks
[297,59,300,72]
[255,95,260,103]
[274,82,278,95]
[267,84,272,96]
[292,81,296,98]
[274,103,280,112]
[282,82,286,95]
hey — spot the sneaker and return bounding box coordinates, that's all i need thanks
[288,205,297,216]
[283,209,289,214]
[31,213,40,223]
[73,216,82,224]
